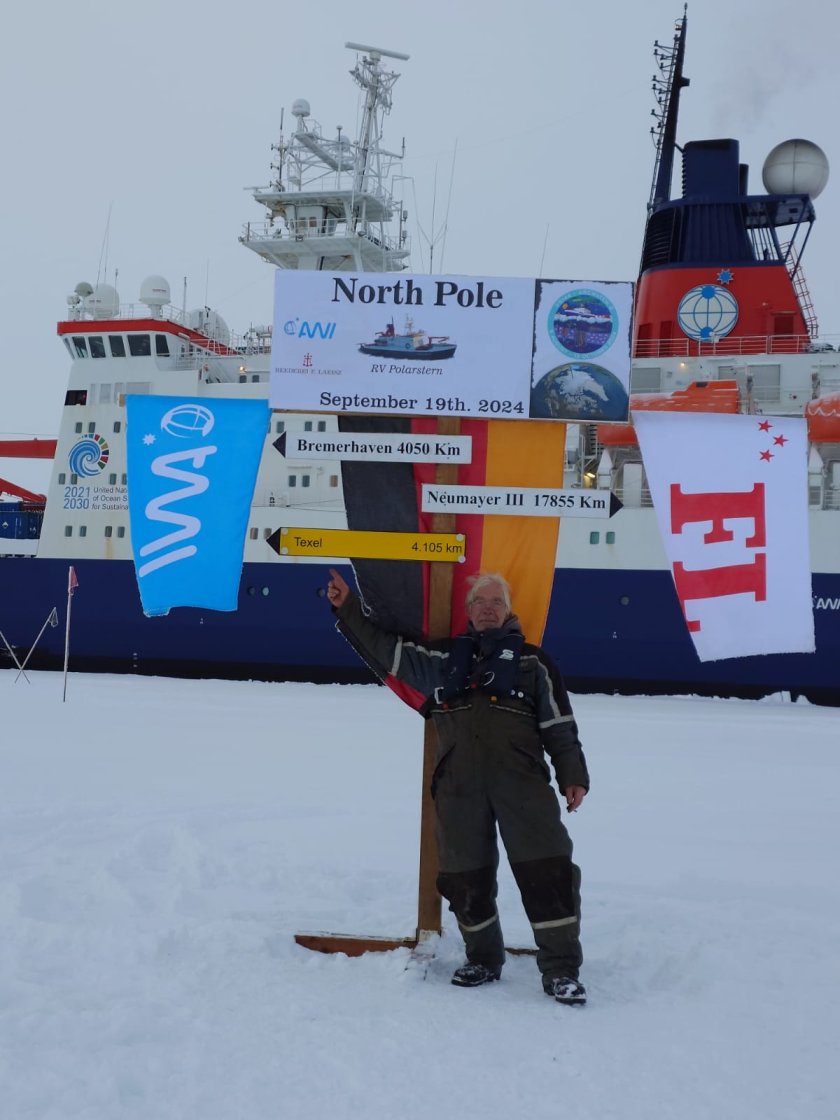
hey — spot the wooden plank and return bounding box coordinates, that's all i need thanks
[294,933,417,956]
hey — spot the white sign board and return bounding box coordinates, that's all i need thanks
[271,272,633,423]
[275,431,473,464]
[421,484,622,519]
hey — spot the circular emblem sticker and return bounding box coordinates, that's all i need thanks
[547,289,619,359]
[677,284,739,341]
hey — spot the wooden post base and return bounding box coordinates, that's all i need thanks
[294,932,538,957]
[294,933,417,956]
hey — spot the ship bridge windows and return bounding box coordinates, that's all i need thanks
[109,335,126,357]
[71,337,88,358]
[89,336,106,359]
[155,334,170,356]
[128,335,152,357]
[65,390,88,406]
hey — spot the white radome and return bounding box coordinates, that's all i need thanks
[762,138,830,199]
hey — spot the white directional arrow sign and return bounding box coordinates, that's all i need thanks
[421,483,623,519]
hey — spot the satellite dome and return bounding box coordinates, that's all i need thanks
[291,98,311,118]
[83,283,120,319]
[74,280,94,298]
[762,139,829,199]
[139,275,171,316]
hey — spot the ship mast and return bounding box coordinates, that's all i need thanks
[647,6,689,213]
[240,43,410,274]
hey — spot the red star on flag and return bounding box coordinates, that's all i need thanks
[773,434,788,446]
[758,420,772,432]
[760,449,774,462]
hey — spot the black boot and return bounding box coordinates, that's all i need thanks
[544,976,586,1005]
[451,962,501,987]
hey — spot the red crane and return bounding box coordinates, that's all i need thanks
[0,439,54,504]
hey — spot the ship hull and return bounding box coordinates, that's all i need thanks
[358,344,457,359]
[2,556,838,702]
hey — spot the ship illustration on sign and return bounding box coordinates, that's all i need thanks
[358,317,457,360]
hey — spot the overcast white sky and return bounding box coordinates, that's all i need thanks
[2,0,838,438]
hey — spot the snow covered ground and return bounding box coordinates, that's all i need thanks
[1,671,837,1119]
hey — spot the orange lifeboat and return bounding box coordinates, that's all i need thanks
[805,393,840,442]
[597,380,741,446]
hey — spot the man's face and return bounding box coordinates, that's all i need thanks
[468,580,509,631]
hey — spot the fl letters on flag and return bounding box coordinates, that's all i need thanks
[634,411,815,662]
[126,395,269,616]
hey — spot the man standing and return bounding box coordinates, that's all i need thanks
[327,568,590,1005]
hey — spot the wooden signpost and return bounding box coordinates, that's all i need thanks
[289,419,624,959]
[294,416,461,958]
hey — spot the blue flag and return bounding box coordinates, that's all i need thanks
[126,396,269,616]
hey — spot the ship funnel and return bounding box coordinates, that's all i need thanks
[762,139,829,199]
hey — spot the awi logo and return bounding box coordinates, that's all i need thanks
[126,395,270,616]
[284,318,337,340]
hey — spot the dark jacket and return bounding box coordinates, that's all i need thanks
[335,592,589,794]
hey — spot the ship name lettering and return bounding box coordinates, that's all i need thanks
[332,277,423,306]
[426,489,501,508]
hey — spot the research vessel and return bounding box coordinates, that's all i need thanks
[1,22,838,703]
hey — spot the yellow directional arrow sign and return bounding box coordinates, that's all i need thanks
[267,527,466,562]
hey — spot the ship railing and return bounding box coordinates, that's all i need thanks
[634,334,840,358]
[75,302,273,356]
[240,218,404,254]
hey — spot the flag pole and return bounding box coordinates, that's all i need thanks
[63,567,77,702]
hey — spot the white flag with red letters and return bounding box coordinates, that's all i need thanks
[633,411,815,661]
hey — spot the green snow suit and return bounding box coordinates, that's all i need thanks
[335,592,590,982]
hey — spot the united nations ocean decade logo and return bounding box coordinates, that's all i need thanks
[68,434,110,477]
[548,289,619,359]
[677,284,739,341]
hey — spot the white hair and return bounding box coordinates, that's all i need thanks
[465,572,512,613]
